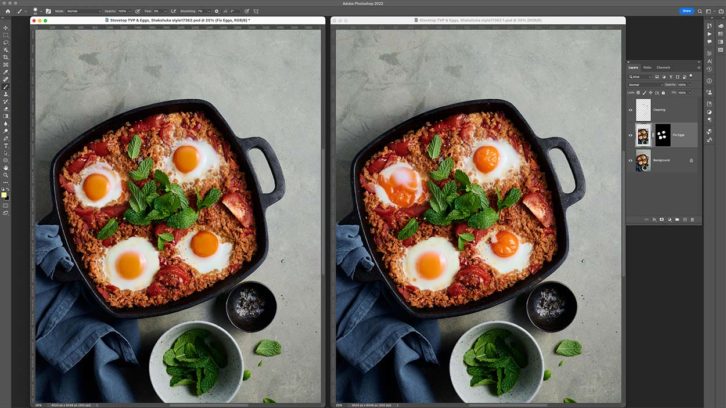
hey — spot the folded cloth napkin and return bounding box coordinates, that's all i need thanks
[34,224,141,403]
[336,221,440,403]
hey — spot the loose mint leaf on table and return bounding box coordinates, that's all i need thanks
[127,134,142,159]
[129,157,153,181]
[430,157,454,181]
[263,397,276,404]
[427,134,442,159]
[555,339,582,357]
[96,218,118,240]
[397,218,419,240]
[166,207,198,229]
[243,369,252,381]
[543,369,552,381]
[559,360,565,367]
[563,397,577,403]
[255,339,282,357]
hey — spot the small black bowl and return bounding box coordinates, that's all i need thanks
[526,281,577,332]
[225,281,277,332]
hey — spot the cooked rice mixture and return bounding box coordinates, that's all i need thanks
[359,112,558,308]
[58,112,257,308]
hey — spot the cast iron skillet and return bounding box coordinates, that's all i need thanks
[40,99,285,319]
[350,99,585,319]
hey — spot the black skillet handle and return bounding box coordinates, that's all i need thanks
[340,211,380,283]
[537,137,586,209]
[237,137,286,211]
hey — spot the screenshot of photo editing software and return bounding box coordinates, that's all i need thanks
[0,0,723,407]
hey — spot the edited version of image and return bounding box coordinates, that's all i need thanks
[335,28,622,404]
[635,123,652,147]
[33,27,322,404]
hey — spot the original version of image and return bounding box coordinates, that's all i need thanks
[636,149,651,172]
[335,28,622,404]
[33,28,322,404]
[635,123,651,147]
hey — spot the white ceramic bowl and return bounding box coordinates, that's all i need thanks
[149,321,243,403]
[449,321,544,403]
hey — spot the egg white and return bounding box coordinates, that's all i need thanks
[175,230,233,274]
[74,162,123,208]
[474,229,532,275]
[402,236,460,291]
[162,138,221,185]
[373,162,424,208]
[103,237,160,291]
[460,139,521,186]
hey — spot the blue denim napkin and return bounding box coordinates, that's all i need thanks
[34,224,141,403]
[336,222,440,403]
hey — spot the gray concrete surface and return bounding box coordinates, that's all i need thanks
[335,29,622,403]
[34,29,322,404]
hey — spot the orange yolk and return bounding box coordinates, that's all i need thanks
[416,251,446,280]
[473,145,500,173]
[82,173,110,201]
[116,251,145,280]
[173,145,200,173]
[491,230,520,258]
[190,231,219,258]
[378,167,419,208]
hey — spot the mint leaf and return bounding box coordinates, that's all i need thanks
[424,208,449,226]
[127,181,147,213]
[430,157,454,181]
[127,134,142,159]
[96,218,118,240]
[254,339,282,357]
[197,188,222,210]
[123,208,150,226]
[500,188,522,210]
[129,157,153,181]
[467,207,498,230]
[427,134,442,159]
[166,207,198,229]
[563,397,576,403]
[397,218,418,240]
[169,184,189,209]
[468,184,489,208]
[454,192,481,213]
[243,369,251,381]
[427,181,447,214]
[559,360,565,367]
[555,340,582,357]
[446,209,470,222]
[544,369,551,381]
[454,169,470,188]
[154,169,171,190]
[457,232,475,251]
[157,232,174,250]
[263,397,276,404]
[442,181,458,205]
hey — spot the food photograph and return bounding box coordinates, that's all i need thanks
[33,30,322,403]
[335,29,622,403]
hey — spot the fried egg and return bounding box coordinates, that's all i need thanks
[460,139,521,186]
[374,162,424,208]
[74,162,123,207]
[402,236,460,291]
[103,237,160,290]
[163,138,221,184]
[475,229,532,275]
[176,229,233,274]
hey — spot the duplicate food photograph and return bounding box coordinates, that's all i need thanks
[334,28,622,404]
[33,27,322,404]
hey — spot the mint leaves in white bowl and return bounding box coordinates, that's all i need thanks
[149,321,243,403]
[449,321,544,403]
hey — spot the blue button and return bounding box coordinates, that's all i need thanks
[679,7,694,15]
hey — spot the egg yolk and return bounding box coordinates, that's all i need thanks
[82,173,110,201]
[190,231,219,258]
[416,251,446,280]
[473,145,500,173]
[491,230,520,258]
[378,167,419,208]
[116,251,145,280]
[173,145,200,173]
